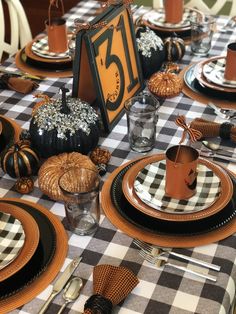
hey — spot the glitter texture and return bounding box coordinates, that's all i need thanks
[32,97,98,139]
[136,28,164,58]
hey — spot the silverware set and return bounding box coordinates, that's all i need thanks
[220,16,236,33]
[134,239,220,282]
[38,256,82,314]
[207,102,236,120]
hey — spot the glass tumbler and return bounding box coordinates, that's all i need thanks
[124,94,160,153]
[190,15,215,56]
[58,167,100,235]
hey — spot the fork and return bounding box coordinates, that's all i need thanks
[140,251,217,282]
[207,102,236,120]
[220,16,236,33]
[133,239,221,271]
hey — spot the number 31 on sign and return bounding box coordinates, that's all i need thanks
[72,3,144,132]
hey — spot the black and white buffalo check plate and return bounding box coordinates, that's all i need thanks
[134,160,221,214]
[203,57,236,88]
[0,212,25,270]
[145,8,200,29]
[31,36,71,59]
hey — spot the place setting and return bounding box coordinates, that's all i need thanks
[0,197,68,313]
[139,0,204,42]
[15,0,73,78]
[101,114,236,248]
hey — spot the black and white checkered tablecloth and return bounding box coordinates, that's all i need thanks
[1,1,236,313]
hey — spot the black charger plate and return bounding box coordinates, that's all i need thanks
[184,64,236,102]
[21,49,72,72]
[0,200,56,299]
[110,160,236,236]
[0,117,15,156]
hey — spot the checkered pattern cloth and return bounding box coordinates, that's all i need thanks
[203,57,236,88]
[31,35,71,59]
[144,8,200,29]
[134,160,221,213]
[0,212,25,270]
[1,1,236,314]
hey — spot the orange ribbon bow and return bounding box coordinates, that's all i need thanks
[175,115,202,144]
[74,20,108,32]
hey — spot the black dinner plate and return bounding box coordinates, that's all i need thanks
[0,117,15,156]
[20,49,72,72]
[184,64,236,101]
[0,200,56,299]
[111,160,236,236]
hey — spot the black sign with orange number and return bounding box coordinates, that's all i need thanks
[72,4,144,132]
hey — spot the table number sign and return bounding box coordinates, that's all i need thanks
[72,3,144,132]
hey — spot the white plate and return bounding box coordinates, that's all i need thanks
[31,35,72,59]
[134,160,221,214]
[203,57,236,88]
[144,7,201,30]
[0,212,25,270]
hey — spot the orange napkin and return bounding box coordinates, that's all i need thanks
[0,74,39,94]
[190,118,236,142]
[83,264,139,314]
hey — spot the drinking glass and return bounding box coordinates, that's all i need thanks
[190,15,215,56]
[124,94,160,153]
[58,167,100,235]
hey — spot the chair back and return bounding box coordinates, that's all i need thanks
[152,0,236,16]
[0,0,32,61]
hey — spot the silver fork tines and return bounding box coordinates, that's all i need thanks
[133,239,221,271]
[140,251,217,282]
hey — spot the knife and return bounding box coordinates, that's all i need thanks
[38,256,82,314]
[0,67,44,81]
[200,150,236,163]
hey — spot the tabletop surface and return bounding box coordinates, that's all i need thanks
[1,1,236,314]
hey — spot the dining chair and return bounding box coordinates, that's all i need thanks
[149,0,236,16]
[0,0,32,61]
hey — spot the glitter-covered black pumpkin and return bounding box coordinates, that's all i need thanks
[1,140,40,178]
[29,87,100,158]
[163,35,185,62]
[136,27,166,79]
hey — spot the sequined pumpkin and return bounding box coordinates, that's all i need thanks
[29,96,100,158]
[163,36,185,62]
[136,27,166,79]
[1,140,40,178]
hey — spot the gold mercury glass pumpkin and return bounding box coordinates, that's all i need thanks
[148,71,183,98]
[38,152,97,201]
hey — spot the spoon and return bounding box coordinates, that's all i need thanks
[57,277,83,314]
[202,140,236,158]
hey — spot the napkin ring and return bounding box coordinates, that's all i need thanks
[84,294,113,314]
[219,122,233,140]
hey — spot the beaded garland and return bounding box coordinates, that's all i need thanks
[32,97,98,140]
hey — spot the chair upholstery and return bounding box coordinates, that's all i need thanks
[0,0,32,61]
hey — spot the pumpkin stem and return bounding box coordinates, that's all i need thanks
[60,86,70,114]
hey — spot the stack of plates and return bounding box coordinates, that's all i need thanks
[183,56,236,104]
[140,8,203,41]
[101,154,236,247]
[15,34,73,78]
[0,199,68,313]
[0,115,22,156]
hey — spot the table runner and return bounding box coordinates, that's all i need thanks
[1,1,236,313]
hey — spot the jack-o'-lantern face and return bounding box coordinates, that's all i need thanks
[184,168,197,190]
